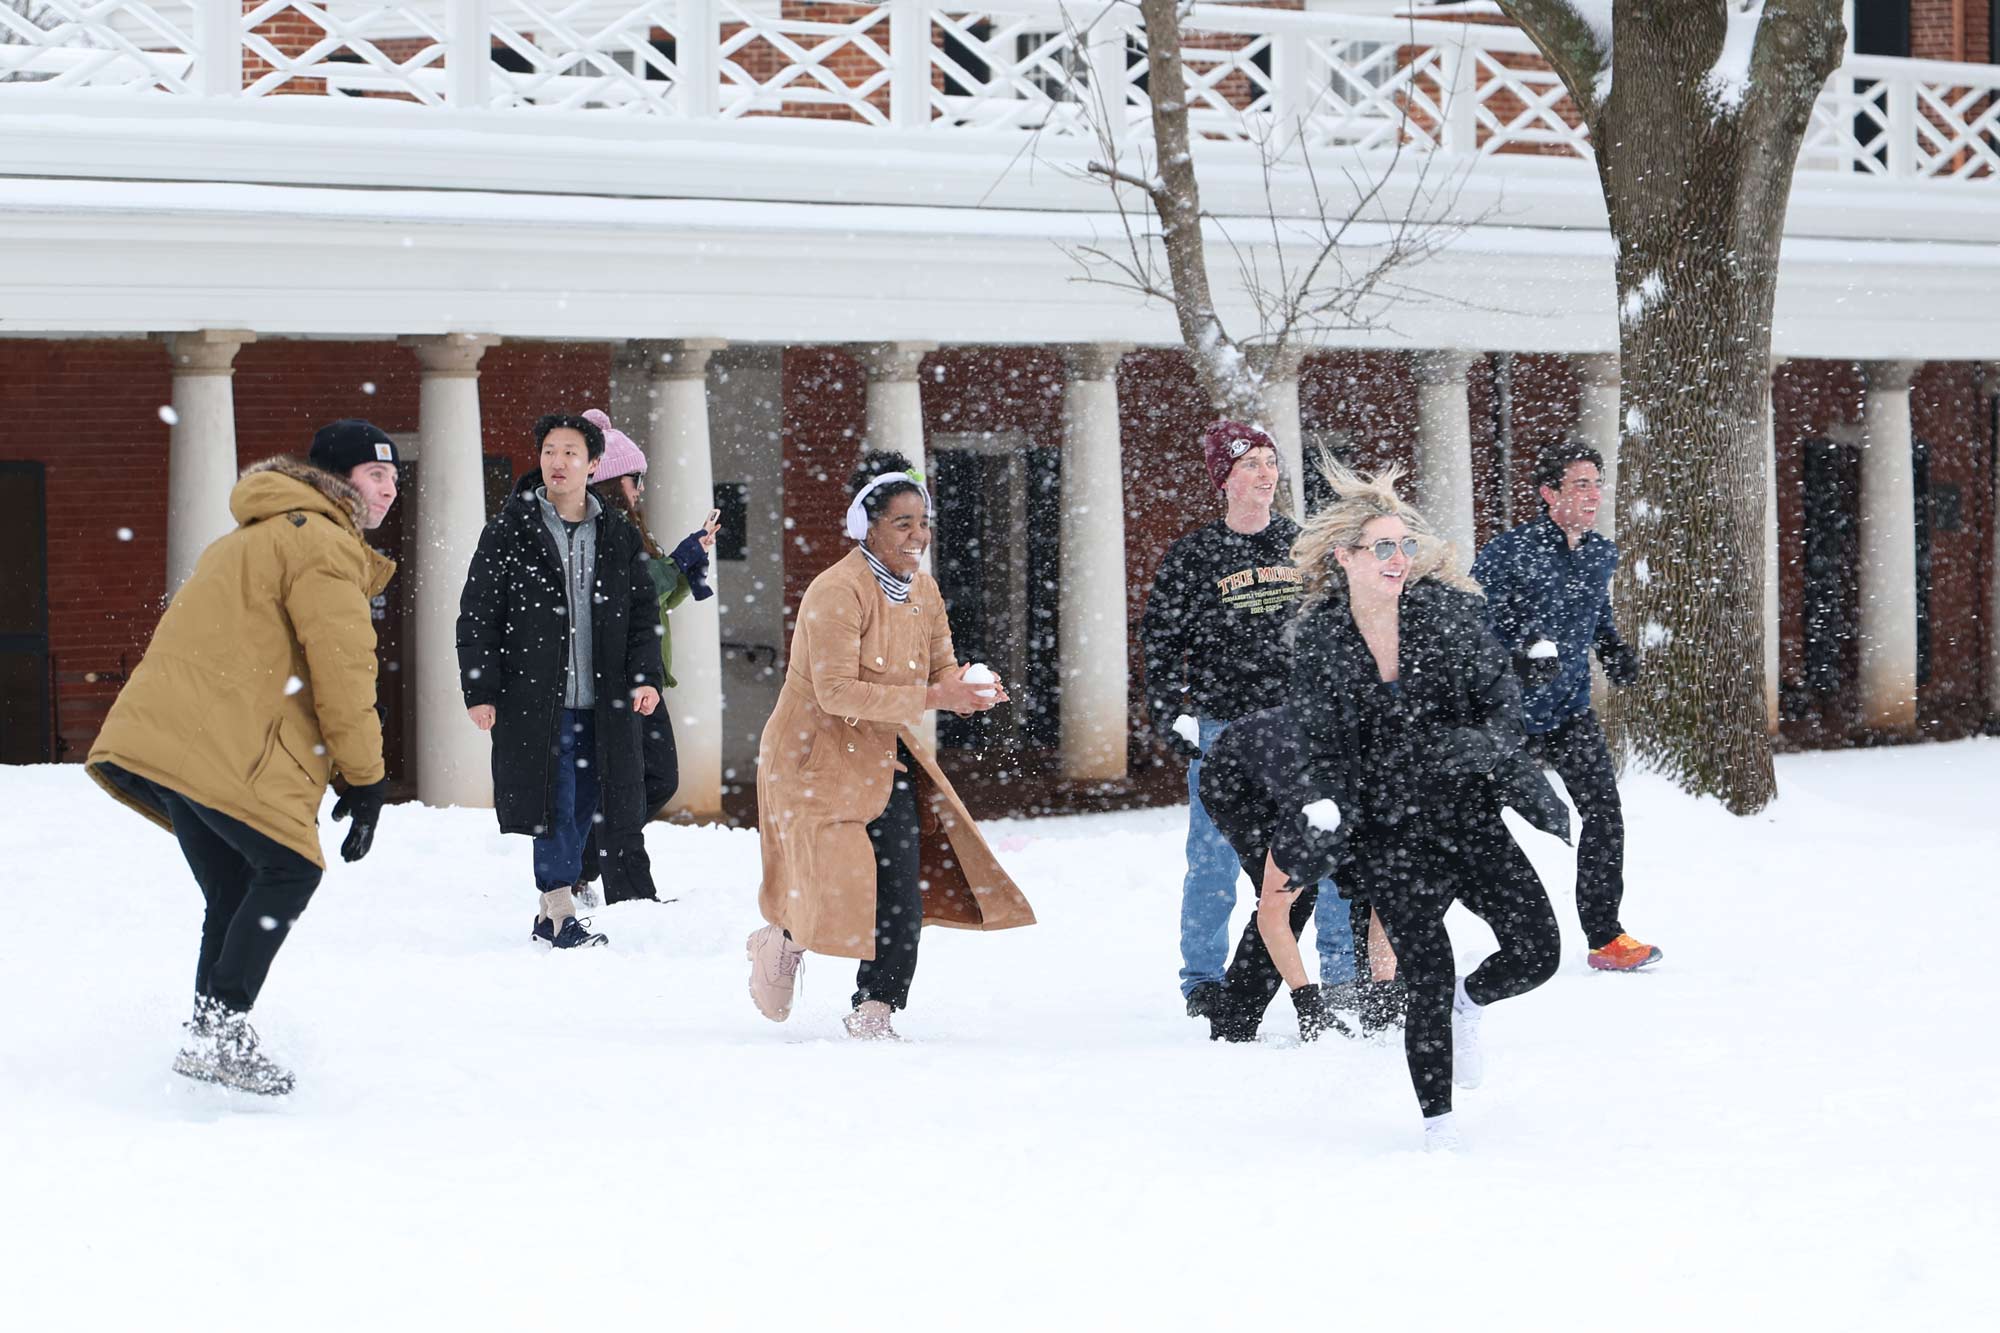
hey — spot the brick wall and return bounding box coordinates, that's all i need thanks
[0,340,172,759]
[1909,360,1993,726]
[0,336,613,762]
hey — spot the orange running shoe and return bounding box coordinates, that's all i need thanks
[1588,934,1662,972]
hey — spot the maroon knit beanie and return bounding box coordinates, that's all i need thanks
[1202,420,1276,489]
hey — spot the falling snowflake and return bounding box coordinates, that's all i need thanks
[116,527,133,542]
[284,676,304,696]
[157,405,179,426]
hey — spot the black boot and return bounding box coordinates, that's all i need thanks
[1185,981,1224,1019]
[1357,979,1407,1034]
[1208,994,1260,1043]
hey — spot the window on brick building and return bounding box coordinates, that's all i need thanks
[0,462,50,763]
[930,432,1062,757]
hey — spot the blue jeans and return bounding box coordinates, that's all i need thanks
[1180,715,1356,996]
[533,708,600,892]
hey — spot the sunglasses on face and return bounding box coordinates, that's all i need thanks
[1353,536,1420,561]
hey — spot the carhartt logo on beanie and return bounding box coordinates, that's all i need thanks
[310,419,399,475]
[1202,420,1275,489]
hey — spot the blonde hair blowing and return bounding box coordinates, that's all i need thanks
[1291,457,1477,613]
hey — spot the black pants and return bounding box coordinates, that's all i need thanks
[1217,849,1319,1033]
[1526,710,1626,949]
[152,781,323,1013]
[583,709,680,904]
[1350,816,1561,1119]
[853,748,922,1011]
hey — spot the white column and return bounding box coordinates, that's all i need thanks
[402,333,501,807]
[636,339,728,820]
[847,341,937,475]
[1248,344,1307,519]
[1857,359,1922,732]
[1573,353,1620,540]
[1412,350,1477,560]
[849,341,939,749]
[163,330,255,595]
[1765,358,1783,733]
[1058,344,1132,782]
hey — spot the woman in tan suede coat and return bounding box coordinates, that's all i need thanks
[749,453,1035,1039]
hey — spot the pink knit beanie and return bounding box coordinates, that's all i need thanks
[583,409,646,483]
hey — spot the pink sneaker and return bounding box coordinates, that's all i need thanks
[746,925,805,1022]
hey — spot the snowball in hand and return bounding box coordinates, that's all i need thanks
[963,662,999,698]
[1171,714,1200,747]
[1526,639,1559,660]
[1302,798,1342,833]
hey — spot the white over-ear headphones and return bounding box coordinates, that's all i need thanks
[845,470,931,542]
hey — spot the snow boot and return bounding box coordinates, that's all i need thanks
[170,994,229,1086]
[843,1000,902,1041]
[1184,981,1224,1020]
[174,996,294,1096]
[1290,983,1353,1042]
[1452,977,1484,1090]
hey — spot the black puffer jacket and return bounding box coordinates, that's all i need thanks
[1284,579,1569,891]
[456,472,663,836]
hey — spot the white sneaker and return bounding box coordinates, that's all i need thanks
[1424,1112,1462,1153]
[1452,977,1484,1090]
[746,924,806,1022]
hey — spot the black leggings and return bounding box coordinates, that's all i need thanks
[853,749,922,1011]
[1349,817,1561,1118]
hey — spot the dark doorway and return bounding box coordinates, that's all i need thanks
[0,463,51,763]
[931,441,1062,758]
[1789,437,1861,733]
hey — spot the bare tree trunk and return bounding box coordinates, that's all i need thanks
[1500,0,1843,814]
[1136,0,1263,423]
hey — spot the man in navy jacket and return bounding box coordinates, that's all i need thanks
[1470,444,1660,972]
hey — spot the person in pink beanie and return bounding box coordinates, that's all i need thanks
[576,408,721,905]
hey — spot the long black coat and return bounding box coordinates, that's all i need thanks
[456,473,663,836]
[1286,579,1569,896]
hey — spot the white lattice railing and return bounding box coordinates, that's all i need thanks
[3,1,1996,183]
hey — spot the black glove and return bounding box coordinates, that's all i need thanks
[1599,639,1640,687]
[330,777,389,863]
[670,532,716,602]
[1291,983,1352,1043]
[1513,640,1562,690]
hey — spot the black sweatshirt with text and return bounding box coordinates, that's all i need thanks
[1140,514,1305,739]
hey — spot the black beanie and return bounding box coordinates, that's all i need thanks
[310,419,400,475]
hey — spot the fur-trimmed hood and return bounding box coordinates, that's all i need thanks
[231,454,369,533]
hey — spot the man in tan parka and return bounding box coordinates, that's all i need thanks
[89,431,397,1096]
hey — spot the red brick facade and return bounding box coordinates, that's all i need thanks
[4,338,1992,801]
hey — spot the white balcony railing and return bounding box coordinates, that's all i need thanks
[3,1,1996,183]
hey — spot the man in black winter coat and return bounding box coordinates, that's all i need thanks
[1471,443,1658,973]
[457,414,664,949]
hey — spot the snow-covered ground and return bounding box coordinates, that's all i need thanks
[7,742,1997,1331]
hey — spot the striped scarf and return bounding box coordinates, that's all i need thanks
[860,546,913,604]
